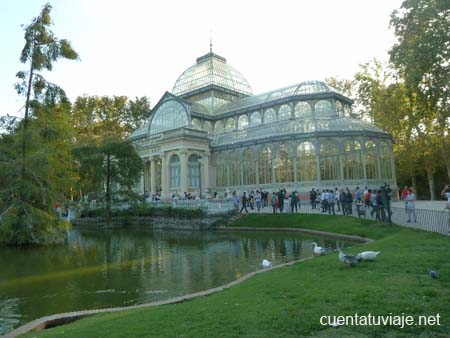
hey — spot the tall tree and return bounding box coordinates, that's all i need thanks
[1,3,78,245]
[390,0,450,180]
[16,3,78,200]
[73,138,143,224]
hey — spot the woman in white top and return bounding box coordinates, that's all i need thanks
[406,188,417,223]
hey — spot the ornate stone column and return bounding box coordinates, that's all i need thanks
[180,151,188,194]
[202,154,210,195]
[161,152,168,198]
[150,157,156,195]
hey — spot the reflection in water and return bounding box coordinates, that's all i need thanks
[0,228,348,335]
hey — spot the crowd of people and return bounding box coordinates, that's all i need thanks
[227,186,399,222]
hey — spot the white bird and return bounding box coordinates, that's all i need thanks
[312,242,326,255]
[338,248,359,267]
[261,259,272,268]
[356,251,381,261]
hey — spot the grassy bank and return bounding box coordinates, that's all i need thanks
[22,214,449,337]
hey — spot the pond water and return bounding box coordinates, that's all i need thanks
[0,227,349,335]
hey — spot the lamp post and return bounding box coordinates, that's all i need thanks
[198,155,202,199]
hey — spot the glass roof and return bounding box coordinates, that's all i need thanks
[172,52,252,97]
[211,117,387,146]
[214,81,347,115]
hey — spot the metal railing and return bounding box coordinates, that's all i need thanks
[77,198,450,236]
[215,200,450,236]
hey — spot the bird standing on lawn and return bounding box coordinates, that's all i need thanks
[338,248,359,267]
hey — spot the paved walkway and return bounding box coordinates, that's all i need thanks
[391,200,447,211]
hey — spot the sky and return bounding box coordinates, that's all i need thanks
[0,0,405,118]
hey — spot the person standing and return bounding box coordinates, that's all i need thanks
[406,188,417,222]
[328,189,335,215]
[355,186,361,203]
[401,185,409,211]
[255,190,262,212]
[441,184,450,209]
[232,191,239,211]
[240,192,249,213]
[310,188,317,209]
[335,187,341,212]
[271,192,278,213]
[290,191,299,213]
[277,189,285,213]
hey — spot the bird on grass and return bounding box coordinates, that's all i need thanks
[261,259,272,268]
[356,251,381,261]
[428,268,439,279]
[338,248,359,267]
[312,242,326,255]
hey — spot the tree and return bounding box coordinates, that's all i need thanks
[73,138,143,224]
[0,3,78,245]
[390,0,450,180]
[71,95,150,144]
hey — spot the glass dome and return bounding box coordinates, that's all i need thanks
[172,52,252,96]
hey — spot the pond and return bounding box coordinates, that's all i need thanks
[0,227,350,335]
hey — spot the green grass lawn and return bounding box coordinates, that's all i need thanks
[22,214,449,338]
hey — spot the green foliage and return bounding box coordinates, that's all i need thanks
[79,205,206,219]
[0,202,70,246]
[389,0,450,186]
[73,138,143,223]
[71,95,150,142]
[0,2,79,246]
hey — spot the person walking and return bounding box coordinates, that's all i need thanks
[240,192,249,213]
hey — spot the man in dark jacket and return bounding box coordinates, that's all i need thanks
[240,192,249,213]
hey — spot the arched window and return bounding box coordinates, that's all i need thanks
[150,100,188,135]
[314,100,332,117]
[191,118,201,130]
[379,141,392,179]
[242,149,256,185]
[278,104,291,120]
[343,140,363,180]
[258,147,272,184]
[275,145,293,183]
[169,154,180,188]
[225,118,235,131]
[188,154,200,188]
[295,102,312,118]
[335,101,343,116]
[214,121,224,133]
[238,115,248,129]
[203,120,212,133]
[365,141,377,179]
[343,105,352,117]
[264,108,276,124]
[296,142,316,181]
[229,151,241,186]
[214,153,226,187]
[319,140,340,181]
[250,111,262,126]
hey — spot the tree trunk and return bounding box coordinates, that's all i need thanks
[20,62,35,204]
[425,166,436,200]
[105,154,111,225]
